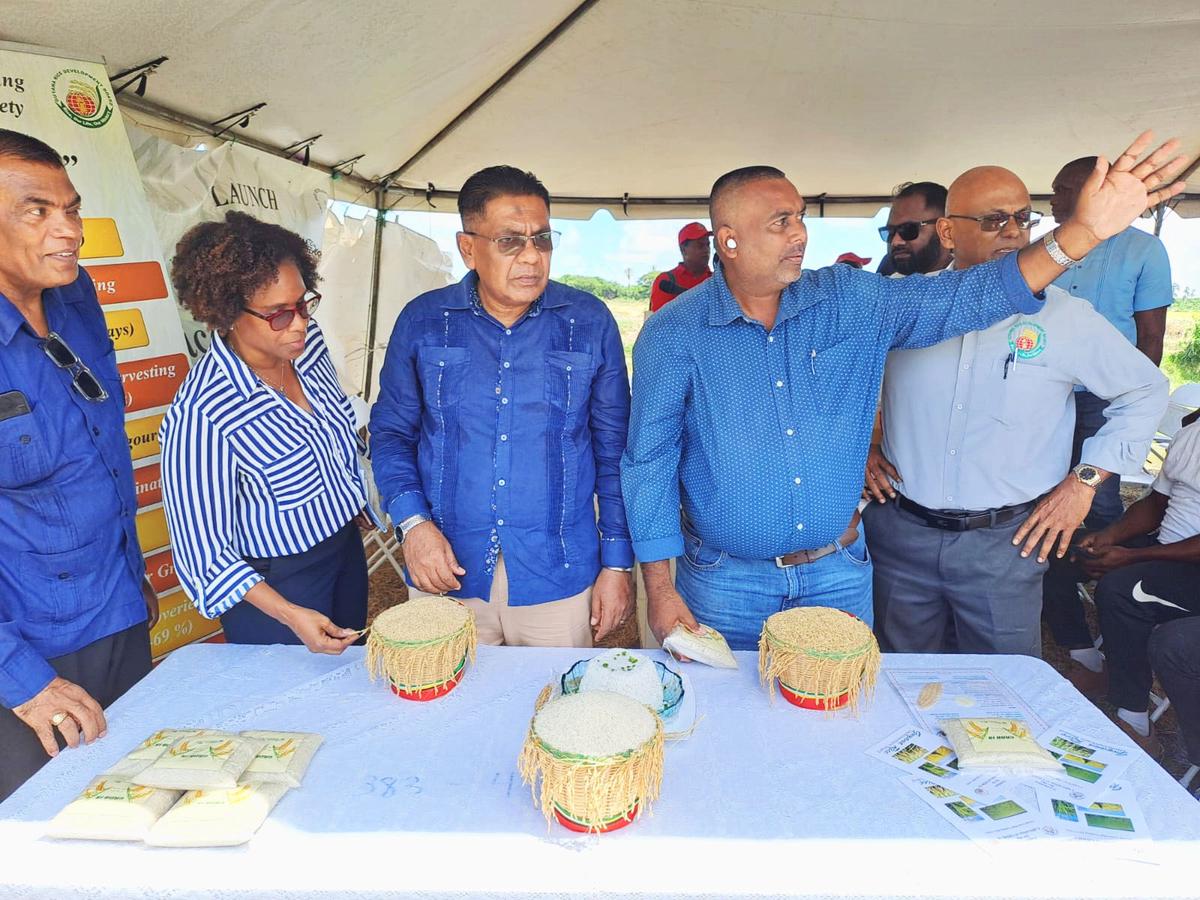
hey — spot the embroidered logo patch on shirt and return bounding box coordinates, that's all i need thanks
[1007,322,1046,359]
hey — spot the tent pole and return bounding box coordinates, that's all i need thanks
[362,185,387,402]
[1154,203,1165,236]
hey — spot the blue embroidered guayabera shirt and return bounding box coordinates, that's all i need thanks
[370,273,633,605]
[0,272,145,709]
[621,253,1045,562]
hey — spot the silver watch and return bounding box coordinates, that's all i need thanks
[1043,229,1082,267]
[1072,464,1104,489]
[397,513,430,542]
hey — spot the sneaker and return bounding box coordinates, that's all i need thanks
[1067,662,1108,698]
[1111,713,1162,759]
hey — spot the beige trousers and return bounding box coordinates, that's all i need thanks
[412,553,593,648]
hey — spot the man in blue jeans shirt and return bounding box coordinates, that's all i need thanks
[371,166,634,647]
[0,131,155,801]
[621,136,1187,651]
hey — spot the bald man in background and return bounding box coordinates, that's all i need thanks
[621,135,1185,651]
[863,166,1167,656]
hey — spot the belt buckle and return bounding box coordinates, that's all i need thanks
[775,555,790,568]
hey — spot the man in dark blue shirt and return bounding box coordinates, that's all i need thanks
[371,166,634,647]
[0,131,154,801]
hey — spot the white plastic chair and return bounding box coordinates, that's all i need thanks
[1148,382,1200,465]
[1181,764,1198,790]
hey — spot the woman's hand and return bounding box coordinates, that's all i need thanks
[282,604,360,655]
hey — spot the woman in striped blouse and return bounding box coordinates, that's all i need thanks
[160,212,374,653]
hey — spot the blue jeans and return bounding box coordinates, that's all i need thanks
[674,526,874,651]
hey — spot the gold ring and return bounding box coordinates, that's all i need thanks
[50,711,68,728]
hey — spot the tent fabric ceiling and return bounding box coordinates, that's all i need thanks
[2,0,1198,218]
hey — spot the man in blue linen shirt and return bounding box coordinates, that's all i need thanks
[371,166,634,647]
[0,131,154,801]
[621,134,1187,651]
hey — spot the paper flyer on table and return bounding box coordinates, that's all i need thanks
[902,775,1050,842]
[1027,726,1137,803]
[887,669,1048,734]
[867,726,1007,798]
[1035,781,1150,841]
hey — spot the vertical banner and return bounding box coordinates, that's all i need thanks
[0,41,217,657]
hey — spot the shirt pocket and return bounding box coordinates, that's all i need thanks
[544,350,595,416]
[260,442,325,511]
[18,538,100,626]
[989,359,1071,427]
[807,337,859,413]
[0,406,56,489]
[417,346,471,408]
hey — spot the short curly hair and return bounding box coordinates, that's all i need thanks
[170,211,321,333]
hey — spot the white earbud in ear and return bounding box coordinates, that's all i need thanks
[726,238,737,249]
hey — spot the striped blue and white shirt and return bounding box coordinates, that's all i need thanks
[159,319,370,619]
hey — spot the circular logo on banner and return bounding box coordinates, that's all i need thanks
[51,69,114,128]
[1007,321,1046,359]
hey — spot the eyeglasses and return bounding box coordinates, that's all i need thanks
[945,209,1043,232]
[41,332,109,402]
[878,219,938,242]
[243,290,321,331]
[461,230,561,256]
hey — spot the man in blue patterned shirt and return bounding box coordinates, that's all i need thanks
[622,134,1187,651]
[371,166,634,648]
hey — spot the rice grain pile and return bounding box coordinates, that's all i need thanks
[579,649,663,710]
[518,691,664,833]
[758,607,880,713]
[366,595,477,697]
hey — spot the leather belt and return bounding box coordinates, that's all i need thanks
[895,494,1036,532]
[774,524,860,568]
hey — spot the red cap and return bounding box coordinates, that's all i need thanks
[678,222,712,245]
[835,252,872,267]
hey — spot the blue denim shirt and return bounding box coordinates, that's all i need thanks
[0,272,146,708]
[621,253,1043,563]
[370,273,633,605]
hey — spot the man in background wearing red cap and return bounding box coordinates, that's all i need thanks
[835,252,872,269]
[649,222,713,313]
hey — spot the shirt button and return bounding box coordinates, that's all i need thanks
[438,361,445,367]
[947,496,954,502]
[503,361,511,369]
[443,311,449,317]
[490,534,499,542]
[57,572,70,580]
[793,477,801,484]
[501,397,509,404]
[500,434,508,441]
[962,364,970,370]
[775,380,784,388]
[92,426,100,436]
[956,404,963,410]
[20,434,30,444]
[497,518,505,525]
[495,386,502,394]
[505,329,512,335]
[565,365,572,372]
[786,428,795,436]
[569,318,575,324]
[498,479,506,486]
[949,449,957,456]
[112,468,119,476]
[563,563,570,569]
[796,523,804,531]
[768,336,775,343]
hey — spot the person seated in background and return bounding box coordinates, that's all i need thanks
[649,222,713,312]
[864,165,1167,657]
[1149,616,1200,789]
[834,252,871,269]
[160,211,376,653]
[1051,409,1200,754]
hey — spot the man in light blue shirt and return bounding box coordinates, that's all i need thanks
[864,166,1167,656]
[621,135,1186,652]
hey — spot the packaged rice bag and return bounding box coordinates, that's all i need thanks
[941,718,1063,771]
[133,733,265,790]
[239,731,324,788]
[662,623,738,669]
[145,781,289,847]
[45,776,182,842]
[106,728,220,777]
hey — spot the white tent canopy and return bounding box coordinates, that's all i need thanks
[2,0,1198,218]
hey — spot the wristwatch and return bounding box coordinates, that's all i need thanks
[602,565,634,573]
[1043,229,1082,267]
[396,513,430,543]
[1072,464,1104,489]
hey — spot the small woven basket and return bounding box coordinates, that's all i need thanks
[758,607,880,713]
[518,692,664,834]
[366,597,477,701]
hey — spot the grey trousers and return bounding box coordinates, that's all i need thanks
[863,499,1047,657]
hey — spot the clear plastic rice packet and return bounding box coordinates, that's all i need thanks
[662,623,738,669]
[941,717,1063,771]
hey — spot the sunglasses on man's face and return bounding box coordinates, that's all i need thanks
[461,230,561,256]
[878,219,938,243]
[41,332,109,402]
[243,290,322,331]
[945,209,1043,232]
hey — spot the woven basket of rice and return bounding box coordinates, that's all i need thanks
[518,691,664,834]
[758,607,880,713]
[366,596,477,701]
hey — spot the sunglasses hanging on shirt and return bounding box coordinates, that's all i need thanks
[40,332,109,402]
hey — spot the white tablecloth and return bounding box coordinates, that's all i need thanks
[2,645,1197,899]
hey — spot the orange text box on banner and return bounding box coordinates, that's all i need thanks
[145,548,180,595]
[81,218,124,259]
[118,354,188,414]
[104,307,149,350]
[150,590,220,659]
[135,505,169,554]
[125,412,164,460]
[84,261,168,305]
[133,462,162,508]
